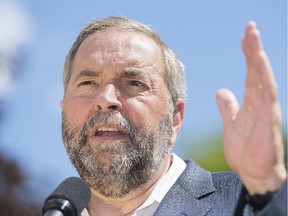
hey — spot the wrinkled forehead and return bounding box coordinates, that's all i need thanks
[71,29,165,73]
[78,29,162,58]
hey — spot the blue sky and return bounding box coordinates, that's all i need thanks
[0,0,286,200]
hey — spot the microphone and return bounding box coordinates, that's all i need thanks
[42,177,91,216]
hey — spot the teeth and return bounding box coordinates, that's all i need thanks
[97,127,119,132]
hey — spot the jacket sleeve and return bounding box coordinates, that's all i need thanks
[256,179,287,216]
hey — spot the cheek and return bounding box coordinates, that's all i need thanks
[123,96,169,127]
[62,97,94,127]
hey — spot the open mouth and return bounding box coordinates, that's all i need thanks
[96,127,122,136]
[91,126,126,140]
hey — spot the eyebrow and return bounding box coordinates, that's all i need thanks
[72,68,150,85]
[122,68,155,88]
[73,69,102,83]
[122,68,148,77]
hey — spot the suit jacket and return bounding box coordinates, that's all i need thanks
[153,160,287,216]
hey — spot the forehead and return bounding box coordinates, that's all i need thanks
[72,29,164,71]
[80,28,161,53]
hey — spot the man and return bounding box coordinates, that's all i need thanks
[60,17,287,215]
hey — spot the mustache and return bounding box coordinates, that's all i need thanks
[81,111,134,136]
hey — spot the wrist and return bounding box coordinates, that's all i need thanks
[245,190,276,213]
[241,165,287,195]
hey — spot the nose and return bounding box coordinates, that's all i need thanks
[95,84,122,112]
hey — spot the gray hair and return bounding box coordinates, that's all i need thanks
[63,16,186,104]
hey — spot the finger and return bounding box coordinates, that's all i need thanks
[242,22,276,90]
[242,22,278,106]
[243,21,263,55]
[216,89,239,126]
[242,22,263,88]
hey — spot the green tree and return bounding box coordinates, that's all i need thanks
[0,153,41,215]
[186,129,287,172]
[187,134,231,172]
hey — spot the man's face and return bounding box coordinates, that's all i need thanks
[61,30,181,198]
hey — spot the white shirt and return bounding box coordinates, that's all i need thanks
[82,153,186,216]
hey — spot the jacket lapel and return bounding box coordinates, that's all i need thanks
[154,160,216,216]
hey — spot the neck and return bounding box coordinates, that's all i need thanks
[86,153,172,216]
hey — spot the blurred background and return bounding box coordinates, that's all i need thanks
[0,0,286,215]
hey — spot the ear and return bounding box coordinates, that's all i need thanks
[170,99,185,146]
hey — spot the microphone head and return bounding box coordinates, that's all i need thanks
[43,177,91,216]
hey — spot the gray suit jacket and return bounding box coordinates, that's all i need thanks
[154,160,287,216]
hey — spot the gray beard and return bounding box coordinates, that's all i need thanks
[62,110,173,198]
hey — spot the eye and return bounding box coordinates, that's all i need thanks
[129,80,144,87]
[78,80,96,86]
[125,80,150,93]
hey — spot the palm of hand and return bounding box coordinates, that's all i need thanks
[216,22,286,194]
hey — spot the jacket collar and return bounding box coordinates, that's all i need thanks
[154,160,216,216]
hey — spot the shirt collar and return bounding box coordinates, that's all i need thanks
[135,153,186,213]
[81,153,186,216]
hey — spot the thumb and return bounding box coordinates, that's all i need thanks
[216,89,239,126]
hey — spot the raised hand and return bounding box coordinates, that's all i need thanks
[216,22,286,194]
